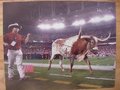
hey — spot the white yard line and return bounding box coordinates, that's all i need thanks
[85,77,115,81]
[49,73,72,77]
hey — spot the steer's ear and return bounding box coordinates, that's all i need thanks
[90,36,93,39]
[89,36,96,48]
[90,36,94,42]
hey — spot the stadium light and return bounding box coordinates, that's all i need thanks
[37,22,65,30]
[72,19,86,26]
[103,14,115,21]
[89,14,115,23]
[89,16,102,23]
[52,22,65,29]
[37,24,52,30]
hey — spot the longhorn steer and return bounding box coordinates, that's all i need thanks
[48,33,111,73]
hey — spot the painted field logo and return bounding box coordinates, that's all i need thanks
[24,65,34,73]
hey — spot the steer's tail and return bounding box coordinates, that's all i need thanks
[48,42,57,70]
[78,26,82,40]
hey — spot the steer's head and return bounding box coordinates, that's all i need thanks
[78,34,111,55]
[85,32,111,54]
[76,29,111,56]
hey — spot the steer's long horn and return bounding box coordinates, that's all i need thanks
[97,32,111,42]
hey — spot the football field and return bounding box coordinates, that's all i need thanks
[5,56,115,90]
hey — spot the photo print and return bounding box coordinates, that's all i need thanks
[3,1,116,90]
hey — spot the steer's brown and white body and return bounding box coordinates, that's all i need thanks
[48,32,111,73]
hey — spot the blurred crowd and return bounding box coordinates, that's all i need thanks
[4,42,116,60]
[97,45,116,57]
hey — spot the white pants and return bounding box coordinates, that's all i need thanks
[7,49,25,79]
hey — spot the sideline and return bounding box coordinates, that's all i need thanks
[4,62,114,71]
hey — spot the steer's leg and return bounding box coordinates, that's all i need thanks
[48,54,55,70]
[84,54,93,74]
[70,55,75,72]
[59,55,64,71]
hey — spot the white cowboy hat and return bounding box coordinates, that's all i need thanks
[8,23,22,30]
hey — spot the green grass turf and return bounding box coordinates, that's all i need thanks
[28,67,115,89]
[23,56,115,66]
[5,65,115,90]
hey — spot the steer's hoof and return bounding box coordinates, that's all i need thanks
[62,69,65,72]
[70,70,73,73]
[48,67,51,70]
[90,71,93,75]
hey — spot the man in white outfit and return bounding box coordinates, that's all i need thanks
[4,23,30,80]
